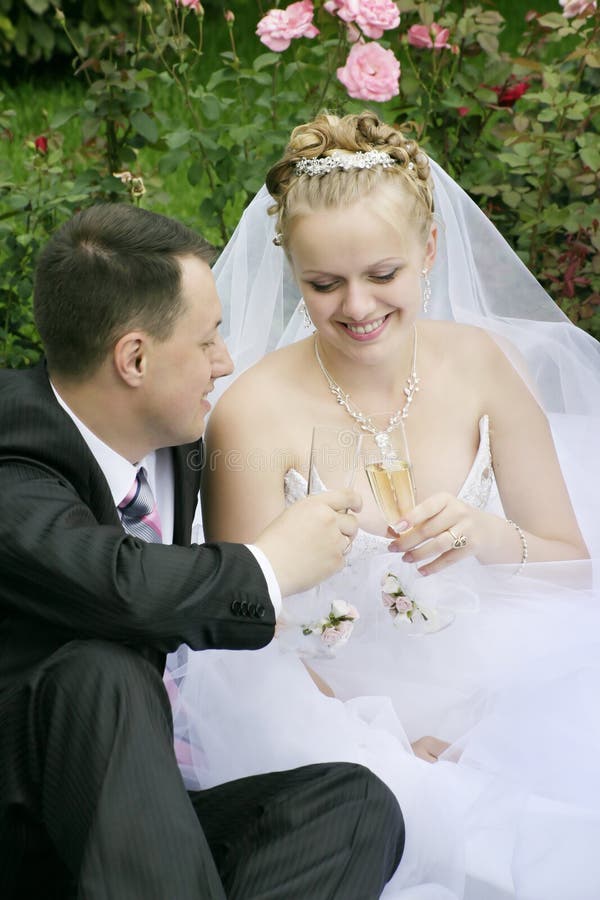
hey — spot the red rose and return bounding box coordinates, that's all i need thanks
[34,136,48,154]
[492,81,529,107]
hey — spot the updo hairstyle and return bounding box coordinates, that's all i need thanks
[266,110,434,248]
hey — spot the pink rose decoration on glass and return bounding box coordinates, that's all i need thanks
[407,23,452,51]
[559,0,597,17]
[302,599,359,650]
[324,0,400,39]
[381,572,431,627]
[256,0,319,53]
[337,42,400,102]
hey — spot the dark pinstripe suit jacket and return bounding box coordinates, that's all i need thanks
[0,363,275,690]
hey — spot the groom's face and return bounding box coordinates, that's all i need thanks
[141,255,233,448]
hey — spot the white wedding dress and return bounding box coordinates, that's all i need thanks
[172,156,600,898]
[173,414,600,899]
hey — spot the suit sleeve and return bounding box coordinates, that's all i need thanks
[0,460,275,653]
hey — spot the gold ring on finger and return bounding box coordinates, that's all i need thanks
[447,528,468,550]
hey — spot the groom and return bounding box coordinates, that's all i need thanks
[0,204,404,899]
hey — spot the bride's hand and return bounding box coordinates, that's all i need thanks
[387,492,500,575]
[411,736,450,763]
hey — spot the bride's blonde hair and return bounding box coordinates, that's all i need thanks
[266,110,434,247]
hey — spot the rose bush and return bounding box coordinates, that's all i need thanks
[1,0,599,366]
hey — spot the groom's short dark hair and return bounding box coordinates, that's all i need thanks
[34,203,215,378]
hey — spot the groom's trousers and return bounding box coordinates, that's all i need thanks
[0,639,405,899]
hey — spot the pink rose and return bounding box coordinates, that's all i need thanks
[321,625,343,645]
[176,0,203,12]
[559,0,597,17]
[321,619,354,646]
[337,42,400,102]
[393,596,413,614]
[256,0,319,52]
[407,22,451,50]
[325,0,400,39]
[382,592,396,608]
[457,106,470,117]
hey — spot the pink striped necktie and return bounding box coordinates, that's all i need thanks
[118,468,163,543]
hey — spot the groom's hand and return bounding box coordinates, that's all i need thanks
[254,490,361,597]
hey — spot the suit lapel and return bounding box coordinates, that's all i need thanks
[171,440,203,547]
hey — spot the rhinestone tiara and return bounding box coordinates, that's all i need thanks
[295,150,398,177]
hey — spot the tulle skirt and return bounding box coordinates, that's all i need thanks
[169,555,600,899]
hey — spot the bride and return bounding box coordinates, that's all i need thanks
[172,111,600,898]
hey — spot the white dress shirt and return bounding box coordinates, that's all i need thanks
[51,384,281,614]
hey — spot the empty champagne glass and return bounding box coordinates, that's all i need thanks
[307,425,363,495]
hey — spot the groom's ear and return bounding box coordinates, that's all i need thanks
[113,331,147,386]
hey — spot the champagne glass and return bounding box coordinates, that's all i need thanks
[361,414,454,636]
[279,425,362,659]
[307,425,363,495]
[361,416,415,530]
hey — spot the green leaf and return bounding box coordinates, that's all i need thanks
[420,3,434,26]
[202,95,222,122]
[585,50,600,68]
[29,18,55,53]
[580,147,600,172]
[197,131,219,151]
[130,111,158,143]
[187,160,204,186]
[206,68,235,92]
[477,32,498,56]
[166,129,193,150]
[24,0,50,13]
[126,91,151,110]
[254,52,280,71]
[538,12,568,28]
[158,150,188,176]
[49,107,79,129]
[537,108,558,122]
[135,68,159,82]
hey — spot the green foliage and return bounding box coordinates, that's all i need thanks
[1,0,599,366]
[0,0,139,66]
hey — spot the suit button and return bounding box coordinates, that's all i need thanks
[256,605,265,618]
[231,600,241,614]
[240,601,249,616]
[248,604,256,616]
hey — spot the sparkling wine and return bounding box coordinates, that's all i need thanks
[365,460,416,525]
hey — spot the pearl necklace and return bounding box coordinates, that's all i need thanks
[313,324,420,441]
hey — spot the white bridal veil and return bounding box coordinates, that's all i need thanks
[212,159,600,554]
[173,158,600,899]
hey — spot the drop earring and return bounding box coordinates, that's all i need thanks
[421,268,431,314]
[299,299,313,329]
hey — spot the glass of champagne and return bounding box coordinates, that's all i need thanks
[362,416,415,531]
[362,415,454,636]
[279,425,362,659]
[307,425,363,496]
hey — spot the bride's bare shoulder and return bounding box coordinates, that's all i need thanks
[422,320,506,364]
[211,339,312,418]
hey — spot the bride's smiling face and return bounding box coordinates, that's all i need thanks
[288,189,436,359]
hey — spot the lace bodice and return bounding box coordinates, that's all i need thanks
[284,415,500,561]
